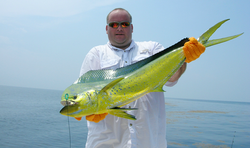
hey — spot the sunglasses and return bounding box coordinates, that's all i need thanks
[108,22,131,28]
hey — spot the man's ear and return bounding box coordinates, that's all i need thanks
[106,25,108,34]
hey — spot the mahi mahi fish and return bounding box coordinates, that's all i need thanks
[60,19,243,120]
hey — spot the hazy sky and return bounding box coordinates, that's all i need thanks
[0,0,249,102]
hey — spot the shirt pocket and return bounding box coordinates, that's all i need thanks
[100,59,120,70]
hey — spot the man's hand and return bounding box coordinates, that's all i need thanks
[86,113,108,123]
[183,37,206,63]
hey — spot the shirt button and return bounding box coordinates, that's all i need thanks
[130,123,132,126]
[125,61,127,63]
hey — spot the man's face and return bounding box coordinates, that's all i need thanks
[106,10,133,49]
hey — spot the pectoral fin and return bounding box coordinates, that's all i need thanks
[100,77,124,94]
[152,85,165,92]
[109,107,137,120]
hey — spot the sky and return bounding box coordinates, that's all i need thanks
[0,0,249,102]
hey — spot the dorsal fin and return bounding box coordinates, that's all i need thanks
[75,38,189,84]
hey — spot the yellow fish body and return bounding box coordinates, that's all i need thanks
[60,19,242,120]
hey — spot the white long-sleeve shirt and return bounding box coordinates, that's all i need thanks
[80,40,177,148]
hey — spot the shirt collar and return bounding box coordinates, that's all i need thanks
[107,40,135,51]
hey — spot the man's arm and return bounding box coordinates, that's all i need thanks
[168,62,187,82]
[79,49,101,77]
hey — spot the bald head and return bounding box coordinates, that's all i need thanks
[106,8,132,24]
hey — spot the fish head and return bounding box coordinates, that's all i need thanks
[60,84,98,117]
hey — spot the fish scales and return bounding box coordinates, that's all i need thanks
[108,48,185,106]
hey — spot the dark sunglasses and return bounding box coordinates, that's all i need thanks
[108,22,131,28]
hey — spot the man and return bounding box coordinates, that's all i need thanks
[80,8,204,148]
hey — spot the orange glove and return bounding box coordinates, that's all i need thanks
[86,113,108,123]
[183,37,206,63]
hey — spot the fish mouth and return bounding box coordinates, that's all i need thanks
[61,100,78,106]
[60,100,81,116]
[60,103,81,115]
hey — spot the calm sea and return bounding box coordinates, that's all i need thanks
[0,85,249,148]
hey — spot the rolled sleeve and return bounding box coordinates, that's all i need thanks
[164,80,178,87]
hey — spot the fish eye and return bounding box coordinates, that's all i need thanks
[73,96,77,100]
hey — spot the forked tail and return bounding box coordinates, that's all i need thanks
[197,19,243,47]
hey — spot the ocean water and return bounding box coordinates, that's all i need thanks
[165,98,250,148]
[0,85,249,148]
